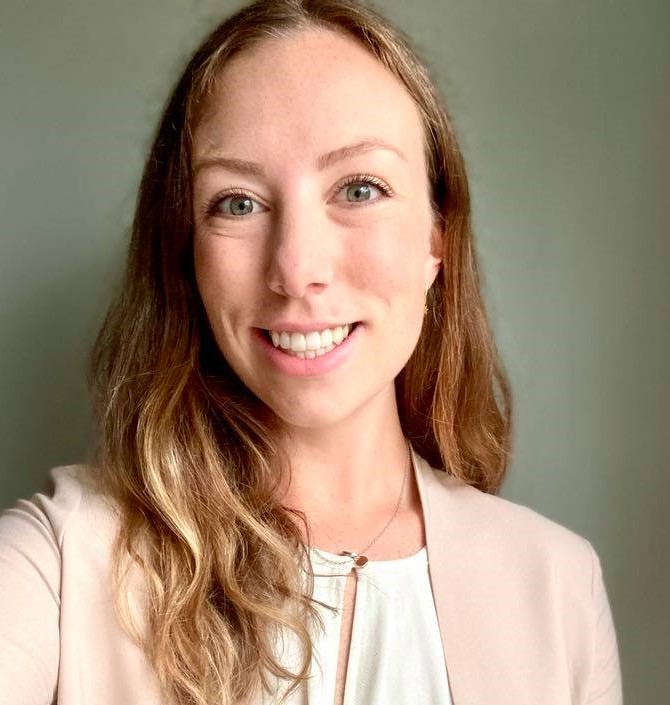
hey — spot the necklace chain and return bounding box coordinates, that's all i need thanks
[310,439,411,569]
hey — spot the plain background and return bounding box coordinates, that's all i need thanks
[1,0,668,701]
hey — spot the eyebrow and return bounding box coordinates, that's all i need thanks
[193,138,407,178]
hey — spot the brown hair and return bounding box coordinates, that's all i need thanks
[88,1,512,703]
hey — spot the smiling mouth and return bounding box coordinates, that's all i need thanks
[262,322,361,358]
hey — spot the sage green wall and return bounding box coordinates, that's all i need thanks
[1,0,667,700]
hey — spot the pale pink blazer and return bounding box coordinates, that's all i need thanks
[0,447,623,704]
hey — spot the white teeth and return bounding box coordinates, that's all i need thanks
[291,348,335,359]
[304,331,321,351]
[320,328,333,347]
[267,324,353,354]
[290,332,307,352]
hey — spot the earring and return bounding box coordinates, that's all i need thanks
[424,285,429,316]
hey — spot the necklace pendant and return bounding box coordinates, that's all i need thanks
[353,554,369,568]
[341,551,369,569]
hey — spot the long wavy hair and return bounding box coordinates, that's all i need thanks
[88,1,513,703]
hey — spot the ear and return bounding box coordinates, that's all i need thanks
[425,220,444,288]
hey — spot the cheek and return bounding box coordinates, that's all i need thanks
[193,234,255,312]
[193,243,243,356]
[347,215,425,304]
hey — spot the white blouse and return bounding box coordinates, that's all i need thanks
[266,545,454,705]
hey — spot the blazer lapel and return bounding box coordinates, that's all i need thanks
[412,446,516,705]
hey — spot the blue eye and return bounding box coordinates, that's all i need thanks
[209,192,261,217]
[345,182,376,202]
[339,174,392,204]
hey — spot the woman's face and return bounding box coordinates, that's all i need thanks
[192,29,442,430]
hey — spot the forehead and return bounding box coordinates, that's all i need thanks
[192,28,426,168]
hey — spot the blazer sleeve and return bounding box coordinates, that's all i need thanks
[585,538,624,705]
[0,469,82,705]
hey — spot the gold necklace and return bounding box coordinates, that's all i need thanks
[310,439,411,570]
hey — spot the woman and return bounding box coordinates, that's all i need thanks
[0,1,623,704]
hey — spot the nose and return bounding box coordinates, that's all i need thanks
[265,203,334,298]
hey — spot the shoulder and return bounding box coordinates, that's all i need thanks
[418,455,597,577]
[0,464,120,557]
[419,456,611,639]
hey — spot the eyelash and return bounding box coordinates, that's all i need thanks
[203,173,394,219]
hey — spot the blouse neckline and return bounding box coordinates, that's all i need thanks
[307,544,428,575]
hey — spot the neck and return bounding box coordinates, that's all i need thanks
[275,386,410,519]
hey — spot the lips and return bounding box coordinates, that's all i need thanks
[253,321,362,377]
